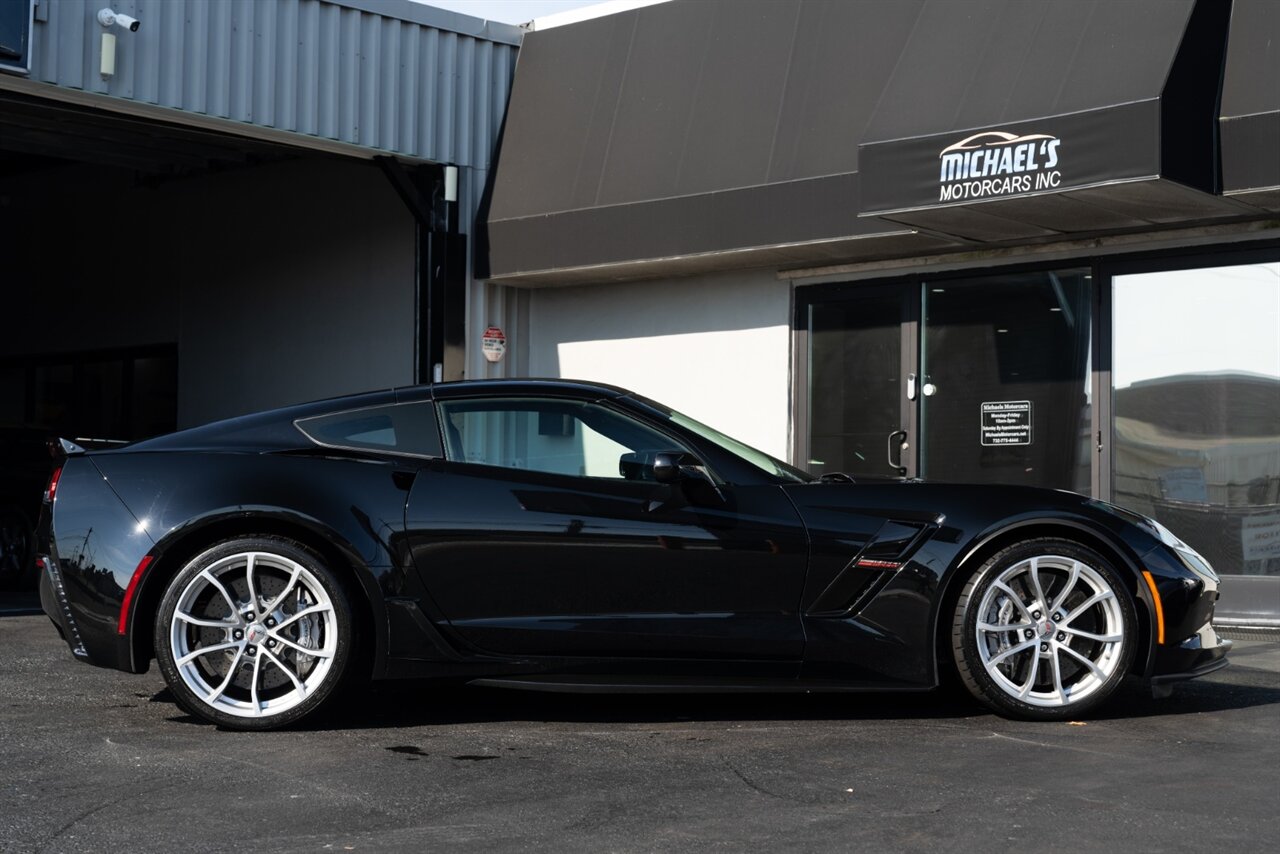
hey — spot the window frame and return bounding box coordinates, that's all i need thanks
[435,395,696,482]
[294,400,444,460]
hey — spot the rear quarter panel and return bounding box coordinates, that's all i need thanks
[46,456,156,668]
[88,451,421,672]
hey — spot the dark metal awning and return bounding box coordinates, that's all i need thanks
[1220,0,1280,208]
[485,0,956,285]
[486,0,1278,285]
[856,0,1263,242]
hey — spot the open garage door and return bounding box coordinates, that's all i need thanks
[0,92,424,588]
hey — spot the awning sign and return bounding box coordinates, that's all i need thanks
[937,132,1061,203]
[858,103,1160,216]
[981,401,1032,446]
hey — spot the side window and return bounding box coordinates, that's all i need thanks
[438,398,686,480]
[295,401,442,457]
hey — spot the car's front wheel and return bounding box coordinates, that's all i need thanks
[951,538,1136,720]
[154,537,354,730]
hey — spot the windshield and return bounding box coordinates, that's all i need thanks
[625,394,813,484]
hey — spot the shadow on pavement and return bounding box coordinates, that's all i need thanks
[145,664,1279,732]
[1092,672,1280,721]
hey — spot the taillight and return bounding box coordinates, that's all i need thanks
[44,466,63,503]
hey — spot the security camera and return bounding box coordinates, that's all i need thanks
[98,8,141,32]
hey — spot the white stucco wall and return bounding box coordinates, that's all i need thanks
[526,269,792,460]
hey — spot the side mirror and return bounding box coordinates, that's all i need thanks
[643,451,725,511]
[619,450,707,483]
[652,451,704,485]
[618,451,651,480]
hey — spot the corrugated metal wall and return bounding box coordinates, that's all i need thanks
[19,0,524,382]
[28,0,519,169]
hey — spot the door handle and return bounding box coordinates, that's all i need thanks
[886,429,908,476]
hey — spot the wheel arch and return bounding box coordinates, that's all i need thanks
[127,509,384,679]
[931,519,1158,686]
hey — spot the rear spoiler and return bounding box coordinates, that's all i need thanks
[53,437,132,456]
[53,438,86,457]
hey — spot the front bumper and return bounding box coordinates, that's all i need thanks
[1151,619,1232,684]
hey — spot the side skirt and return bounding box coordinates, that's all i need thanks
[467,675,936,694]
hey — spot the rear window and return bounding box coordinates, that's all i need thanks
[295,402,441,458]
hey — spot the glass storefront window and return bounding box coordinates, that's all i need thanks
[1113,261,1280,576]
[803,267,1093,491]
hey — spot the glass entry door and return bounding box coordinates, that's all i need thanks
[806,285,916,479]
[803,268,1094,491]
[919,269,1092,491]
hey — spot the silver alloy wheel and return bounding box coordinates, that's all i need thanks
[975,554,1125,708]
[168,550,338,719]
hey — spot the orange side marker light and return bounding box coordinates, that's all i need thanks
[1141,570,1165,645]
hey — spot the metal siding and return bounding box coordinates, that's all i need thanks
[436,30,456,165]
[425,25,442,157]
[15,0,517,387]
[400,21,418,155]
[26,0,518,169]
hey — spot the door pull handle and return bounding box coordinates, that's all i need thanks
[886,430,908,476]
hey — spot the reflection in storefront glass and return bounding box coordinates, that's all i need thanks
[1113,261,1280,576]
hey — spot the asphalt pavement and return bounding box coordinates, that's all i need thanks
[1,609,1277,853]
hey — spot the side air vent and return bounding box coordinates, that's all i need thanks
[807,521,935,617]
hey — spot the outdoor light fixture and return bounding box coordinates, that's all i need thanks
[443,165,459,203]
[97,8,141,79]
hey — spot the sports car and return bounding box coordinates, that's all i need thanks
[37,380,1230,729]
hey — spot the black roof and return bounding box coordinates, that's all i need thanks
[114,379,635,454]
[418,378,632,400]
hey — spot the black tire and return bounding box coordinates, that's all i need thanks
[154,536,355,730]
[0,508,34,591]
[951,538,1136,720]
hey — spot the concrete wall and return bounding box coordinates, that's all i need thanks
[0,156,415,427]
[525,268,792,460]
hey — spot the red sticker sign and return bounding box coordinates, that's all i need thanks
[481,326,506,363]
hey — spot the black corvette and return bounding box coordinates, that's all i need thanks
[38,380,1230,729]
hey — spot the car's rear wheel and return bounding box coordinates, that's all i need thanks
[154,537,353,730]
[952,538,1136,720]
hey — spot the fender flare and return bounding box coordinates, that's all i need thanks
[124,505,390,675]
[931,516,1161,682]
